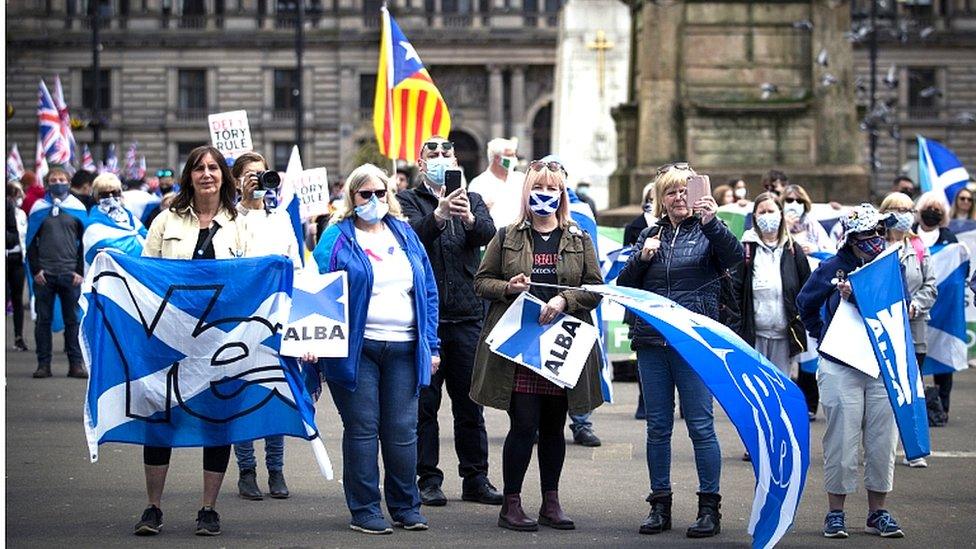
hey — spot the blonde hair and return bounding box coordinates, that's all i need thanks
[514,167,572,228]
[641,181,655,203]
[916,191,950,228]
[330,163,404,224]
[92,173,123,197]
[752,192,791,245]
[653,165,697,219]
[879,191,918,238]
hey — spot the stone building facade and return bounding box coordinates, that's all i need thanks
[5,0,565,180]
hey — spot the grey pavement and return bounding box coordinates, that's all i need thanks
[6,318,975,548]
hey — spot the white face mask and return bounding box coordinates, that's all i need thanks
[891,211,914,233]
[783,201,805,218]
[15,197,23,207]
[755,212,782,235]
[734,187,747,199]
[499,156,517,172]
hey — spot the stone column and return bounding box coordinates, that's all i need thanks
[635,1,682,169]
[488,65,504,138]
[812,0,857,165]
[338,66,358,173]
[510,66,526,145]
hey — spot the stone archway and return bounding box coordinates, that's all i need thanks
[448,129,481,179]
[530,103,552,160]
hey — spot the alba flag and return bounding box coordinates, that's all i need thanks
[373,5,451,163]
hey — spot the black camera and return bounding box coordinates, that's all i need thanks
[256,171,281,190]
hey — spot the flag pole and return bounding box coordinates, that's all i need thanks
[382,1,397,178]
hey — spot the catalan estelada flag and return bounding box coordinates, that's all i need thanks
[373,6,451,163]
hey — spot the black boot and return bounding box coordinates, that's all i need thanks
[238,468,263,500]
[686,492,721,538]
[498,494,538,532]
[268,470,289,499]
[639,491,672,535]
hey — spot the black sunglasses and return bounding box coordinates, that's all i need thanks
[423,141,454,152]
[852,226,886,239]
[357,189,388,200]
[97,190,122,199]
[656,162,690,176]
[528,160,567,175]
[783,197,802,204]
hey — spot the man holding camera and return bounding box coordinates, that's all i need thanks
[397,136,502,507]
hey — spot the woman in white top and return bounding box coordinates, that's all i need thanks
[312,163,440,535]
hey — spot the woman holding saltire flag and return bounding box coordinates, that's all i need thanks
[82,173,147,272]
[796,204,905,539]
[372,5,451,163]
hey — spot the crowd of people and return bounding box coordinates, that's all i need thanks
[5,136,971,541]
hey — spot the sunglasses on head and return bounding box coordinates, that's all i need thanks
[528,160,567,175]
[357,189,388,200]
[97,190,122,199]
[656,162,690,176]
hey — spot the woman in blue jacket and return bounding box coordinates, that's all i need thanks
[312,163,440,535]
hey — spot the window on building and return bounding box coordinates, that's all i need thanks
[360,74,376,120]
[178,69,207,111]
[907,67,939,119]
[273,142,292,171]
[443,0,472,13]
[82,69,111,111]
[182,0,204,14]
[274,69,298,111]
[544,0,562,12]
[363,0,382,26]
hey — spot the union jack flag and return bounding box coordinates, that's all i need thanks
[7,144,25,182]
[124,142,139,180]
[102,143,119,174]
[38,79,72,167]
[52,75,78,164]
[81,144,97,172]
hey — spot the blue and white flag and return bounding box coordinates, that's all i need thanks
[277,145,306,267]
[601,245,633,284]
[82,207,147,272]
[923,242,970,374]
[918,135,971,204]
[795,251,835,373]
[486,292,600,389]
[586,284,809,549]
[280,270,349,358]
[81,251,332,478]
[27,194,89,333]
[848,247,930,460]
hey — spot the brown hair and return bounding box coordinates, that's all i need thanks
[231,152,269,181]
[169,145,237,218]
[752,192,790,244]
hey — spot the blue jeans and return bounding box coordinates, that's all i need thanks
[33,272,82,368]
[568,412,592,434]
[637,346,720,494]
[234,436,284,471]
[328,339,421,524]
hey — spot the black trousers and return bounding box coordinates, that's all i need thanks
[416,320,490,491]
[933,372,953,413]
[796,369,819,415]
[502,392,568,495]
[6,255,25,339]
[143,445,231,473]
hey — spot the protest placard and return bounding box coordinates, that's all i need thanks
[280,270,349,359]
[208,110,253,161]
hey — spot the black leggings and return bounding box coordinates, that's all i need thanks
[143,445,232,473]
[795,369,819,415]
[6,256,25,338]
[502,392,568,495]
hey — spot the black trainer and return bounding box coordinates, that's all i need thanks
[461,481,503,505]
[573,427,602,447]
[134,505,163,536]
[195,507,221,536]
[14,338,28,352]
[420,484,447,506]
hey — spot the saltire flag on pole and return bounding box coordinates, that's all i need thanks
[601,246,632,284]
[80,251,333,479]
[102,143,119,174]
[276,145,306,267]
[82,206,148,273]
[124,142,139,180]
[586,284,809,549]
[373,5,451,163]
[922,242,970,374]
[847,246,930,460]
[38,79,72,169]
[567,188,613,403]
[81,144,97,172]
[918,135,971,204]
[52,75,78,164]
[26,194,89,333]
[7,143,25,181]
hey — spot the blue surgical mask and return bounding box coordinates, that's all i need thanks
[529,191,561,217]
[755,212,782,235]
[354,195,389,225]
[424,157,452,188]
[48,183,69,199]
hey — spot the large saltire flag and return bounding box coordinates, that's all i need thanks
[373,6,451,163]
[81,251,333,479]
[847,246,930,460]
[918,135,971,204]
[922,242,970,374]
[587,284,809,549]
[27,194,89,333]
[82,207,148,273]
[7,143,25,181]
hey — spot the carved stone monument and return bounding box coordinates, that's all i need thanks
[610,0,868,212]
[552,0,631,209]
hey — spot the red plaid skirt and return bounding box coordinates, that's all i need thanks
[512,365,565,396]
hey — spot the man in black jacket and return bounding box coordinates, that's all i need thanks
[398,136,502,507]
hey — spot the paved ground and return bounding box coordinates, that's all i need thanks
[6,318,976,548]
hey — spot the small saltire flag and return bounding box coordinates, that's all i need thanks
[82,206,148,273]
[80,251,333,479]
[27,194,89,333]
[7,143,25,181]
[276,145,306,267]
[81,144,97,172]
[918,135,971,204]
[102,143,119,174]
[586,284,809,549]
[373,5,451,163]
[485,292,600,389]
[601,246,632,284]
[848,246,930,460]
[923,242,970,374]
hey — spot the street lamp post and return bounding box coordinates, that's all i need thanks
[91,4,102,161]
[868,0,879,187]
[295,0,305,158]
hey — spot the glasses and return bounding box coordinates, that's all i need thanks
[156,169,173,178]
[656,162,690,176]
[528,160,567,175]
[356,189,388,200]
[783,197,802,204]
[423,141,454,158]
[97,190,122,199]
[852,226,886,239]
[959,196,973,203]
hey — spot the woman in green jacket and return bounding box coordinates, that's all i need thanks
[471,157,604,533]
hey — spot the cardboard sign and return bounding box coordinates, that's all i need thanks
[293,167,331,221]
[280,270,349,359]
[485,293,599,389]
[208,110,253,161]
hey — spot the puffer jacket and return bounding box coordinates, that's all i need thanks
[397,183,497,323]
[617,215,743,348]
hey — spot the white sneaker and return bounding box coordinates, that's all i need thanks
[901,457,928,468]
